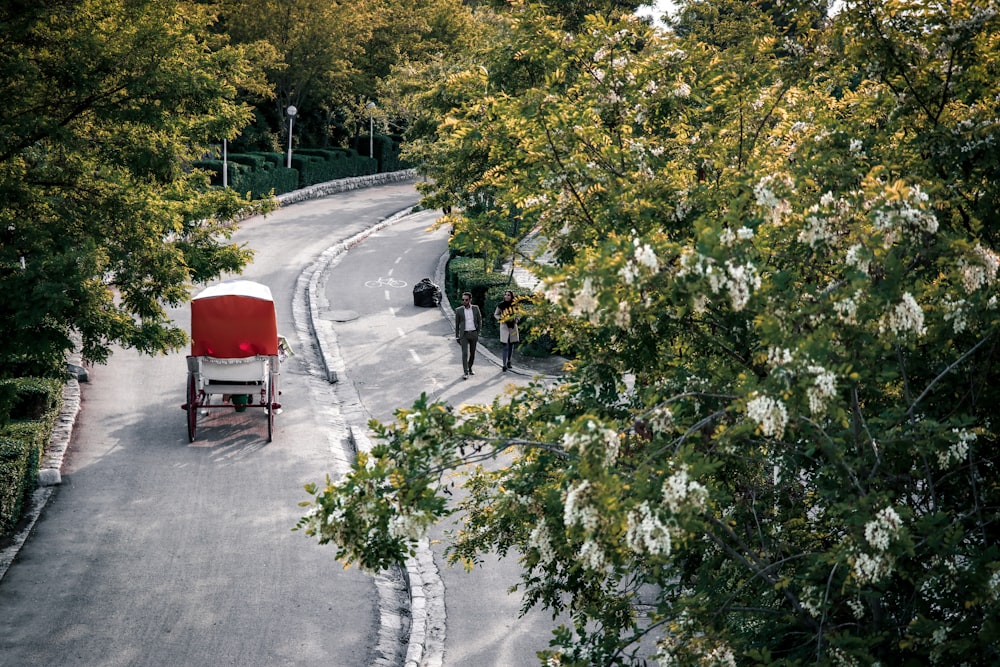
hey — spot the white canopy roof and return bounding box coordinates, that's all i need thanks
[193,280,273,302]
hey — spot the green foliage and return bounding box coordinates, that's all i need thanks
[217,0,474,149]
[445,255,510,309]
[0,0,275,377]
[303,1,1000,664]
[0,377,63,537]
[0,437,39,536]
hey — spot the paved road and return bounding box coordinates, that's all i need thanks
[0,180,420,667]
[322,212,560,666]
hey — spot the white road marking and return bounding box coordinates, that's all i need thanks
[397,328,406,338]
[384,290,390,300]
[409,349,422,364]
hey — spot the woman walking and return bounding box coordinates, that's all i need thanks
[494,290,519,371]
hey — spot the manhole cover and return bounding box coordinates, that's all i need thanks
[326,310,359,322]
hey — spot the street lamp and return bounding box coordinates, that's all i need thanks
[222,138,228,188]
[366,101,376,159]
[286,105,297,168]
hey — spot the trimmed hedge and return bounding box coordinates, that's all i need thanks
[194,146,383,198]
[483,284,555,358]
[351,134,409,173]
[445,256,508,308]
[446,256,558,358]
[0,377,63,537]
[192,157,298,197]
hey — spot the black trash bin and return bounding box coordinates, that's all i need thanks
[413,278,441,307]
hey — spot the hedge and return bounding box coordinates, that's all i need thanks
[351,134,409,174]
[194,145,384,197]
[482,284,556,358]
[0,377,63,537]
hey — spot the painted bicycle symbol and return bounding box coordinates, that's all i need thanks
[364,276,408,288]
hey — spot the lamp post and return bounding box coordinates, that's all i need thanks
[286,105,297,168]
[366,101,376,159]
[222,138,228,188]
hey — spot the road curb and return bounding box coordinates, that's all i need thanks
[300,207,446,667]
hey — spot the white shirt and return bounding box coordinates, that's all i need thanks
[463,306,476,331]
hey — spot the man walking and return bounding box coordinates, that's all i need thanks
[454,291,482,379]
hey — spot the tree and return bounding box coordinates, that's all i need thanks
[216,0,373,147]
[0,0,273,377]
[217,0,475,149]
[300,1,1000,664]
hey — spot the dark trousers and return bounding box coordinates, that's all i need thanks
[459,331,479,373]
[502,341,515,366]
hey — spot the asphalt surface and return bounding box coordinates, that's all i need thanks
[0,174,567,666]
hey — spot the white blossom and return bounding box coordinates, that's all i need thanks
[800,586,823,618]
[845,244,870,275]
[563,421,620,466]
[649,406,674,434]
[388,512,426,540]
[564,480,600,532]
[619,262,638,285]
[880,292,926,337]
[754,174,795,225]
[614,300,631,328]
[798,213,836,247]
[671,81,691,98]
[724,260,761,311]
[767,347,794,367]
[578,539,607,571]
[754,180,779,209]
[703,645,737,667]
[720,226,754,247]
[988,569,1000,600]
[937,428,975,469]
[528,522,557,565]
[960,243,1000,293]
[634,240,659,269]
[834,291,861,325]
[871,184,938,246]
[806,365,837,416]
[570,278,599,318]
[662,465,708,513]
[746,393,789,439]
[864,506,902,552]
[942,295,969,333]
[853,551,891,584]
[626,501,672,556]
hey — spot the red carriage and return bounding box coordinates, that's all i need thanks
[182,280,283,442]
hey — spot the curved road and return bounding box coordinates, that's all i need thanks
[0,181,420,667]
[322,212,558,666]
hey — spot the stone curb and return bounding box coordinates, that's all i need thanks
[301,207,439,667]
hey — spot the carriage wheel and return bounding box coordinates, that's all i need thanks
[265,375,275,442]
[187,374,199,443]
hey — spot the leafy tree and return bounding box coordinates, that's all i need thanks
[0,0,273,377]
[301,1,1000,664]
[217,0,475,149]
[216,0,372,148]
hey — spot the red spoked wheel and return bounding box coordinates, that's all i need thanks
[187,374,199,443]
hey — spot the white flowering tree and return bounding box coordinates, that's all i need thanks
[299,1,1000,664]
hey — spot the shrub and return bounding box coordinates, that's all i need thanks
[0,377,63,538]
